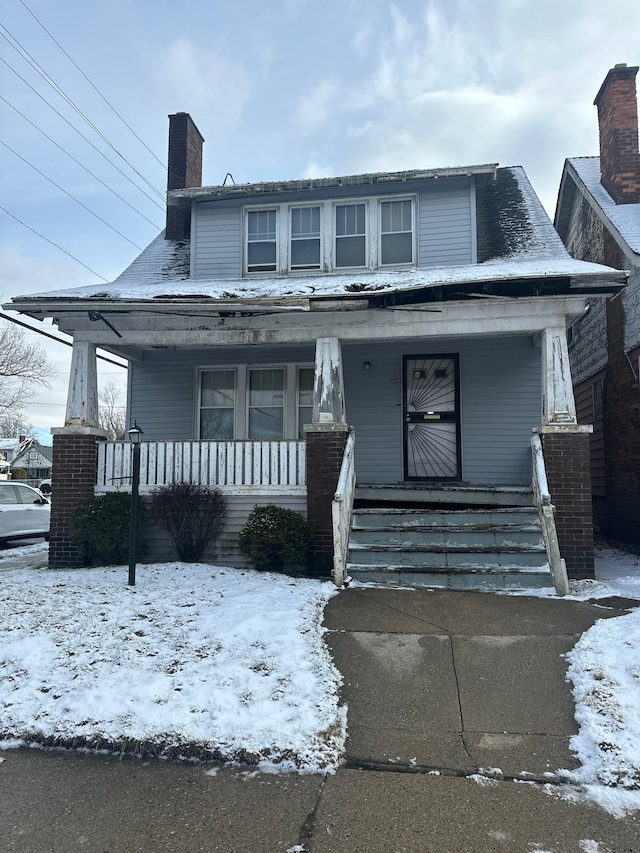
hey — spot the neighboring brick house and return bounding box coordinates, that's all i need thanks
[6,114,625,588]
[555,63,640,545]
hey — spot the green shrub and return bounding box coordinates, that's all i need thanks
[149,482,227,563]
[69,492,145,566]
[238,504,311,572]
[11,467,27,480]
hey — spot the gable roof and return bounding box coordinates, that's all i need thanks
[5,165,625,317]
[11,438,53,467]
[556,157,640,258]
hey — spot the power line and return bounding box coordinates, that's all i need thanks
[0,94,162,230]
[0,310,128,369]
[0,24,165,201]
[17,0,165,169]
[0,138,144,250]
[0,204,109,281]
[0,56,165,212]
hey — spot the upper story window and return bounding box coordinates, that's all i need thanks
[335,203,366,268]
[247,209,277,273]
[380,199,413,265]
[243,195,415,276]
[291,206,321,270]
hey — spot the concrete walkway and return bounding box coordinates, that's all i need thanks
[2,587,639,852]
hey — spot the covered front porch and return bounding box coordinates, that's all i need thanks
[46,294,593,590]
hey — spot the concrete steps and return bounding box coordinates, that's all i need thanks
[346,486,552,591]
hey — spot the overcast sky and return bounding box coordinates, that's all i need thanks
[1,0,639,439]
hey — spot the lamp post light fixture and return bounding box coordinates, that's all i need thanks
[127,422,143,587]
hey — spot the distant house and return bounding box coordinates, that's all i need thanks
[10,437,53,484]
[555,63,640,545]
[5,114,624,587]
[0,438,20,479]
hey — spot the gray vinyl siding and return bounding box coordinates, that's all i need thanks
[192,203,242,279]
[141,494,307,565]
[343,336,540,485]
[130,336,540,485]
[129,344,316,441]
[417,180,474,267]
[191,176,474,279]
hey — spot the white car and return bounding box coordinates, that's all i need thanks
[0,482,50,546]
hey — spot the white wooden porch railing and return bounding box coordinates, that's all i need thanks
[331,431,356,588]
[96,440,306,492]
[531,432,569,596]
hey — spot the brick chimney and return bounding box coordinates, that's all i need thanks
[165,112,204,240]
[594,63,640,204]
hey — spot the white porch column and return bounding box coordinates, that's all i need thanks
[64,341,101,429]
[541,327,577,425]
[312,337,346,424]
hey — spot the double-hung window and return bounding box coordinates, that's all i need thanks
[247,209,277,273]
[290,206,321,270]
[380,199,413,265]
[197,365,314,440]
[335,203,366,268]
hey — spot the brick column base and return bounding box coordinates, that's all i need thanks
[304,424,348,578]
[49,429,106,569]
[540,426,594,580]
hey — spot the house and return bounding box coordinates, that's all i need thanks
[4,114,626,588]
[9,437,53,485]
[555,63,640,546]
[0,438,20,480]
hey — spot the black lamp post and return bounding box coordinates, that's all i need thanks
[127,422,143,586]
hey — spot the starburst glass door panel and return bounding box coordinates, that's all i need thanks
[403,355,461,480]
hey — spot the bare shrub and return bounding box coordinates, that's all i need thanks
[150,483,227,563]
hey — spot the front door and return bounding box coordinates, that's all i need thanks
[403,355,461,480]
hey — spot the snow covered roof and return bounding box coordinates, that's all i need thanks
[5,166,624,314]
[564,157,640,256]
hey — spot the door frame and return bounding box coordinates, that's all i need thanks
[402,353,462,481]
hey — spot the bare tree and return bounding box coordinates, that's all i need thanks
[0,410,33,439]
[0,320,53,415]
[99,381,126,440]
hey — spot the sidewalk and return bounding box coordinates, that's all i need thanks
[2,587,639,852]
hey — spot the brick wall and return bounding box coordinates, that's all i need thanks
[540,430,594,579]
[49,432,103,569]
[305,426,348,577]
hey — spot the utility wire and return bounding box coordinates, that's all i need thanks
[0,95,162,230]
[0,204,109,281]
[0,24,165,201]
[0,139,144,250]
[0,56,165,212]
[18,0,165,169]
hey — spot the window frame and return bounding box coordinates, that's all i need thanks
[378,196,416,267]
[245,207,279,275]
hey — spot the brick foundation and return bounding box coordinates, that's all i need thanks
[49,431,105,569]
[540,428,594,579]
[304,425,348,577]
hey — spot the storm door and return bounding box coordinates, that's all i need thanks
[403,355,461,480]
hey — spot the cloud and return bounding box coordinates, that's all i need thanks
[154,38,251,127]
[297,79,339,133]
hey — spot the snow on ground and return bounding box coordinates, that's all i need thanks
[0,561,346,773]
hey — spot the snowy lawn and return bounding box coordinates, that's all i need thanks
[0,556,346,773]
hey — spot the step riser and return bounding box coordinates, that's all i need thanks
[349,528,544,549]
[353,509,539,528]
[348,568,553,591]
[348,550,547,570]
[355,486,534,507]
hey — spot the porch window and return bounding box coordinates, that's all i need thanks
[290,206,321,270]
[247,209,277,273]
[380,199,413,265]
[248,368,285,439]
[335,203,366,268]
[297,367,314,438]
[199,369,235,439]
